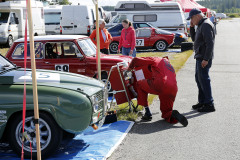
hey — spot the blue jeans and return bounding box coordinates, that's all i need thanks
[122,47,136,57]
[195,59,214,104]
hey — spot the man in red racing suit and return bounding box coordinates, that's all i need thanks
[128,57,188,127]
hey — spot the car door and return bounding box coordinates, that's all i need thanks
[43,41,87,75]
[9,42,45,69]
[108,24,123,37]
[135,28,151,48]
[8,13,18,40]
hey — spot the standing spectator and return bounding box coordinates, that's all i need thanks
[210,13,217,34]
[117,19,136,57]
[90,19,112,55]
[187,8,215,112]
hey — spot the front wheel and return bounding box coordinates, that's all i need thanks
[101,74,112,94]
[155,40,168,51]
[8,112,63,159]
[6,35,13,47]
[109,42,119,54]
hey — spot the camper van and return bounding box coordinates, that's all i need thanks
[0,1,45,46]
[44,5,62,35]
[106,1,187,35]
[60,5,105,35]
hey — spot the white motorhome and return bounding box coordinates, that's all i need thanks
[60,4,105,35]
[44,5,62,35]
[107,1,187,35]
[0,1,45,46]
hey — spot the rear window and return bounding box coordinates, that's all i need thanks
[12,42,44,59]
[44,12,61,25]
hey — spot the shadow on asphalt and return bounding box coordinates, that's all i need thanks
[130,110,210,135]
[130,119,182,135]
[182,110,209,119]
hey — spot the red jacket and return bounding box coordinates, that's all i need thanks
[89,28,112,49]
[118,26,136,50]
[129,57,177,91]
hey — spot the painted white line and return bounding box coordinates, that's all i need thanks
[105,121,135,159]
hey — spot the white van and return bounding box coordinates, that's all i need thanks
[60,4,104,36]
[44,5,62,35]
[0,1,45,46]
[106,1,187,35]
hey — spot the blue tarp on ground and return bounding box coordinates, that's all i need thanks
[0,120,134,160]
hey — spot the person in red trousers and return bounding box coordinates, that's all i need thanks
[128,57,188,127]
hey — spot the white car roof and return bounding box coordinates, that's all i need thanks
[15,35,88,42]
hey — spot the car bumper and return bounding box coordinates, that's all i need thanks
[0,37,8,44]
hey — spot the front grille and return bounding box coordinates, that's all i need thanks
[95,90,104,110]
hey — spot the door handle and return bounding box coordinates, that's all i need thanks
[45,62,50,64]
[74,25,77,28]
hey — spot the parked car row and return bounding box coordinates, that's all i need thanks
[108,22,187,52]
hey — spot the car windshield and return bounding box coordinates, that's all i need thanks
[0,12,9,24]
[0,55,15,72]
[77,38,96,57]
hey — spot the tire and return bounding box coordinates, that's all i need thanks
[101,74,113,95]
[109,42,119,54]
[8,112,63,159]
[6,35,13,47]
[181,42,193,52]
[155,40,168,51]
[34,33,38,36]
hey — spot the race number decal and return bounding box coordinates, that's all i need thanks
[15,72,60,83]
[55,64,69,72]
[136,39,144,46]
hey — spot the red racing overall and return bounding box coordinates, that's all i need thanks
[129,57,178,123]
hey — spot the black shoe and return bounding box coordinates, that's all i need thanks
[171,110,188,127]
[198,103,215,112]
[141,113,152,121]
[192,103,203,110]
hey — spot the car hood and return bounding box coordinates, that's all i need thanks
[0,68,105,96]
[100,54,132,62]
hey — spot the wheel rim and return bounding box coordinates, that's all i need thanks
[8,36,13,46]
[101,79,112,92]
[110,43,118,53]
[156,41,166,51]
[15,116,52,152]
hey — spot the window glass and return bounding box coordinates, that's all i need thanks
[45,43,60,59]
[135,4,145,9]
[78,38,96,57]
[12,43,44,59]
[133,15,145,22]
[124,4,134,8]
[10,13,16,24]
[137,29,151,37]
[44,12,61,25]
[62,42,80,58]
[0,12,9,24]
[146,15,157,22]
[113,15,127,23]
[138,23,150,28]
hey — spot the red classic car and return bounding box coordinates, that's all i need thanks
[5,35,133,92]
[109,27,175,53]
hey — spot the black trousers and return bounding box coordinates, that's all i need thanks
[100,48,110,55]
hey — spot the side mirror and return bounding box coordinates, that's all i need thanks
[15,18,19,24]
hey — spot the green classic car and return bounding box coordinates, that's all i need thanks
[0,54,108,158]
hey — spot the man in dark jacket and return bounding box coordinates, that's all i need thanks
[187,8,215,112]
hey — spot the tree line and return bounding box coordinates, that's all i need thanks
[198,0,240,13]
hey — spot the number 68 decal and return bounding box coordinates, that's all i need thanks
[55,64,69,72]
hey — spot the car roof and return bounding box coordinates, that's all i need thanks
[15,35,88,42]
